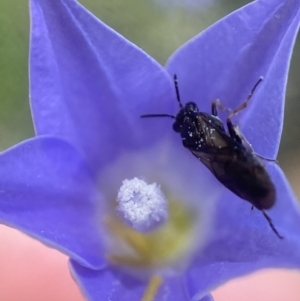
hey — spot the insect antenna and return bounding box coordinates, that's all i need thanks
[262,210,284,239]
[174,74,183,109]
[141,114,175,119]
[140,74,183,119]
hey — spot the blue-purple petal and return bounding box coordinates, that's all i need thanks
[166,0,300,158]
[0,136,104,269]
[30,0,175,172]
[197,293,214,301]
[70,259,192,301]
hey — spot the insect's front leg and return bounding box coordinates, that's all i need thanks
[211,100,219,116]
[211,99,232,116]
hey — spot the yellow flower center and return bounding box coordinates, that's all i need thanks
[105,198,197,301]
[106,199,196,269]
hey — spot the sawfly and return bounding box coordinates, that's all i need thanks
[141,74,282,239]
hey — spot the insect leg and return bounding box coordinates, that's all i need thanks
[226,119,243,143]
[227,77,263,121]
[255,154,279,164]
[226,77,264,143]
[228,122,278,163]
[230,124,252,150]
[262,210,283,239]
[211,99,232,116]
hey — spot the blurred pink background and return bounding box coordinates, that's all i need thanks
[1,223,300,301]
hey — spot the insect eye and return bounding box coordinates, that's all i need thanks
[185,102,198,112]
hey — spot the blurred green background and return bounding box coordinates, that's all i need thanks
[0,0,299,194]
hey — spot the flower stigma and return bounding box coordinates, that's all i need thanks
[105,177,198,275]
[117,177,168,232]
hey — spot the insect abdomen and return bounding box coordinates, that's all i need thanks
[223,156,276,210]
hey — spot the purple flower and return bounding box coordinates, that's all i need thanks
[0,0,299,300]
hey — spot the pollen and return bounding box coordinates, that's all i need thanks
[117,178,168,232]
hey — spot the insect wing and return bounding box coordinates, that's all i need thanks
[191,147,235,183]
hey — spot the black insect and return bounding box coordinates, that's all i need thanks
[141,74,283,239]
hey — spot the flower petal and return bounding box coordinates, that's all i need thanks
[0,136,104,269]
[29,0,175,171]
[185,164,300,298]
[198,294,214,301]
[166,0,300,158]
[70,259,191,301]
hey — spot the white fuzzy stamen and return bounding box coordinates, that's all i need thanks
[116,177,168,232]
